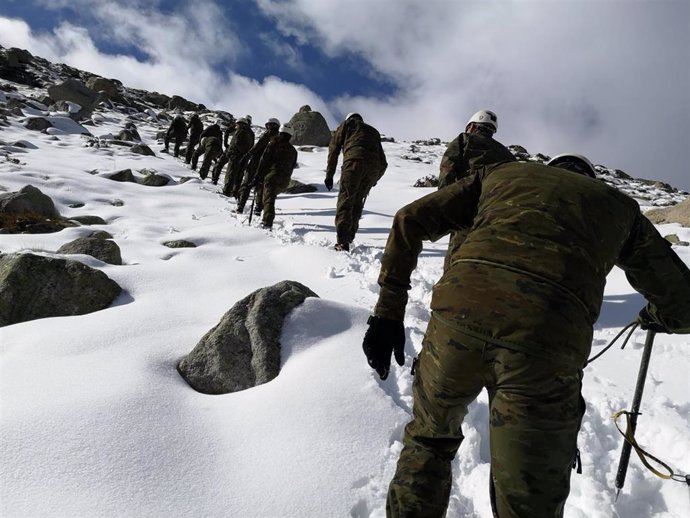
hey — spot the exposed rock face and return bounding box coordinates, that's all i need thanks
[284,179,318,194]
[85,77,120,99]
[178,280,318,394]
[287,106,331,147]
[7,48,34,66]
[139,172,170,187]
[645,197,690,227]
[25,117,53,132]
[57,237,122,265]
[0,253,122,327]
[107,169,136,183]
[0,185,60,218]
[130,143,155,156]
[47,79,99,120]
[167,95,197,111]
[163,240,196,248]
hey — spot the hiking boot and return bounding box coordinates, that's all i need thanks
[253,208,262,215]
[334,242,350,252]
[260,222,272,230]
[234,206,244,214]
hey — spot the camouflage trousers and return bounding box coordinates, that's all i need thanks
[387,313,585,518]
[192,143,222,180]
[261,172,291,227]
[221,155,249,197]
[237,161,262,212]
[335,159,378,245]
[185,133,201,164]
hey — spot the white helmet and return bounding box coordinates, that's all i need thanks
[279,123,294,136]
[266,117,280,126]
[547,153,597,178]
[467,110,498,132]
[236,117,248,125]
[245,115,253,124]
[346,112,362,122]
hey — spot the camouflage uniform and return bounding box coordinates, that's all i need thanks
[191,136,223,180]
[256,134,297,228]
[373,161,690,517]
[236,125,279,213]
[184,114,203,164]
[164,115,187,157]
[326,118,387,247]
[219,123,255,195]
[438,132,515,271]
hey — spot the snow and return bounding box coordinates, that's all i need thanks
[1,92,689,518]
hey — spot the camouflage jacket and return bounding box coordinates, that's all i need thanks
[374,161,690,365]
[167,116,187,137]
[226,124,255,159]
[199,123,222,142]
[257,136,298,181]
[188,116,203,138]
[245,128,279,174]
[438,132,515,188]
[326,118,387,179]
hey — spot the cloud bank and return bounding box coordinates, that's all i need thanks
[1,0,688,189]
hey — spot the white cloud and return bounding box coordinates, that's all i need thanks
[256,0,690,189]
[0,2,336,130]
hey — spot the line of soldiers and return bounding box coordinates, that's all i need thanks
[163,110,388,238]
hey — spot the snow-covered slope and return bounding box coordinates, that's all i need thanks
[1,60,689,518]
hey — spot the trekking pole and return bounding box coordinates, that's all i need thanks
[248,186,256,225]
[614,328,656,498]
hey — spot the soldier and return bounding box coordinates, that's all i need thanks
[223,116,236,149]
[325,112,387,252]
[219,117,255,196]
[439,109,516,270]
[255,124,297,230]
[164,114,187,157]
[185,113,204,164]
[235,117,281,214]
[190,134,223,180]
[362,154,690,517]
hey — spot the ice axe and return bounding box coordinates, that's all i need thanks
[614,328,656,498]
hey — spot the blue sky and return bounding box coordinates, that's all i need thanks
[1,0,689,190]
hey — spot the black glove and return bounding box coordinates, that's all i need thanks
[637,306,671,334]
[362,315,405,380]
[324,176,334,191]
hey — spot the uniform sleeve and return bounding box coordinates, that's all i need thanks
[326,123,345,178]
[617,213,690,332]
[256,141,275,179]
[374,174,483,320]
[438,135,464,189]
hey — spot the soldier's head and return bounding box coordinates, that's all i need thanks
[191,113,200,121]
[466,109,498,137]
[245,114,253,125]
[547,153,597,179]
[236,117,248,127]
[266,118,280,131]
[345,112,363,123]
[279,123,294,140]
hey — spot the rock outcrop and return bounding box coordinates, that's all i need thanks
[178,280,318,394]
[0,253,122,327]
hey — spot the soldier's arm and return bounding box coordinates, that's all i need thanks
[256,141,275,181]
[326,124,345,178]
[438,135,463,189]
[374,174,483,320]
[617,213,690,332]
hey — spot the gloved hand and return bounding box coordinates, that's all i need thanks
[362,315,405,380]
[637,306,671,334]
[324,176,334,191]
